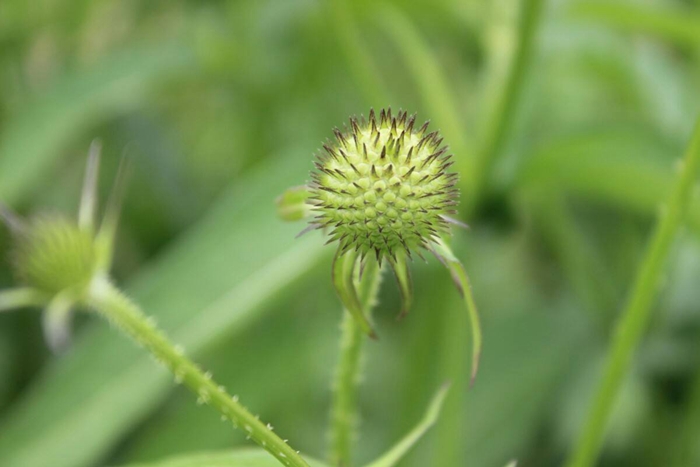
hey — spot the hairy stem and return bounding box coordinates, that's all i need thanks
[330,258,382,466]
[566,117,700,467]
[86,277,310,467]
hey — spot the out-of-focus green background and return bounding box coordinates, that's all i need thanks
[1,0,699,466]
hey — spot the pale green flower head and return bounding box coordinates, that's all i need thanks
[308,108,459,263]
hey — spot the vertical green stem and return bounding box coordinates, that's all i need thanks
[330,0,388,106]
[330,258,382,466]
[379,4,473,195]
[432,289,470,467]
[475,0,545,206]
[86,277,310,467]
[566,117,700,467]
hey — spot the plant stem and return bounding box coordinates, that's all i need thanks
[379,3,473,195]
[330,0,388,107]
[566,117,700,467]
[474,0,545,208]
[330,258,382,467]
[85,277,310,467]
[0,287,47,312]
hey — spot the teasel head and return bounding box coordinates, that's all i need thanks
[0,142,127,351]
[278,108,482,382]
[308,108,460,263]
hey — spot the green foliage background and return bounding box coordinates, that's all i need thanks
[0,0,699,466]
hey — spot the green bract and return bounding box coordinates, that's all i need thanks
[308,108,458,263]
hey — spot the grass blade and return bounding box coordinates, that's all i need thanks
[569,2,700,47]
[565,116,700,467]
[520,128,700,234]
[0,44,193,205]
[363,383,450,467]
[475,0,545,203]
[379,4,473,198]
[329,0,388,106]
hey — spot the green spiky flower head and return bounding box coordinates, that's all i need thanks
[13,216,98,296]
[308,108,458,263]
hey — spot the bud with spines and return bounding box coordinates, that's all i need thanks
[0,142,126,351]
[308,108,459,265]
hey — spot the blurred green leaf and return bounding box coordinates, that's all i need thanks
[330,0,388,106]
[519,128,700,233]
[117,448,328,467]
[569,2,700,47]
[0,155,329,467]
[0,44,194,205]
[363,383,449,467]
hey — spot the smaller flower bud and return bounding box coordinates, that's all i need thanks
[13,216,98,296]
[276,186,312,222]
[0,142,126,353]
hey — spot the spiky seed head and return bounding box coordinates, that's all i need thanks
[12,216,98,296]
[308,108,459,262]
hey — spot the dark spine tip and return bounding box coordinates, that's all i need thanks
[418,120,430,135]
[398,110,407,126]
[350,118,361,135]
[323,144,339,161]
[406,114,416,133]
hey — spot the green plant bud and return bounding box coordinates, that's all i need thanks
[308,108,459,263]
[276,185,312,222]
[13,216,98,296]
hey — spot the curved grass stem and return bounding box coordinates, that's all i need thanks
[566,117,700,467]
[86,277,310,467]
[379,4,473,197]
[475,0,545,206]
[330,258,383,466]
